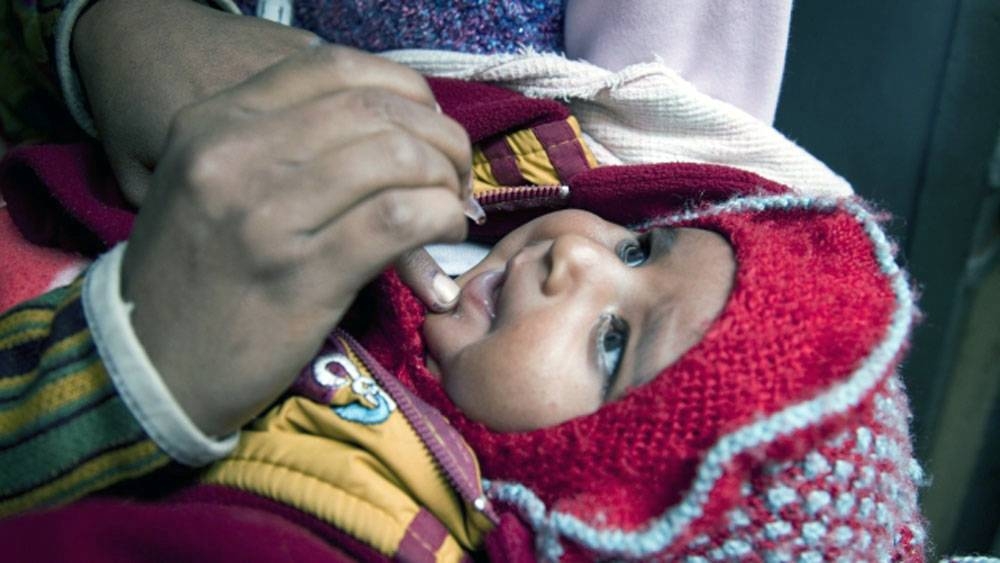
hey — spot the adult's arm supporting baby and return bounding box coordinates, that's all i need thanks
[564,0,793,124]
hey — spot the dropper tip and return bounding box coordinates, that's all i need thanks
[464,196,487,225]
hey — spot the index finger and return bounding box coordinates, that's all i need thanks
[224,43,436,113]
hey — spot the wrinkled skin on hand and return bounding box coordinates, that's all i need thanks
[75,0,463,314]
[75,0,321,206]
[77,8,473,435]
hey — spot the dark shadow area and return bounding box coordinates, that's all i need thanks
[774,0,1000,557]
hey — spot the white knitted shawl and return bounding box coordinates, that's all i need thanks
[382,49,852,199]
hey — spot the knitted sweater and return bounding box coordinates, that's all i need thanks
[0,278,170,518]
[0,0,792,143]
[350,167,927,560]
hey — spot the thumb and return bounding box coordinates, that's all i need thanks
[395,247,460,313]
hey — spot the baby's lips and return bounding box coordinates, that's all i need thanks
[462,268,505,322]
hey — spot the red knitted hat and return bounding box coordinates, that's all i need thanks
[354,161,924,560]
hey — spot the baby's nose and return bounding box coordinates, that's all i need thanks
[543,234,606,296]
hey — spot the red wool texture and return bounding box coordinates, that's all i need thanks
[351,161,922,559]
[348,79,924,559]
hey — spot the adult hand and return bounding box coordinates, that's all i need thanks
[74,0,462,312]
[74,0,319,205]
[122,45,471,437]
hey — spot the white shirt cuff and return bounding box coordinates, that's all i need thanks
[82,243,239,466]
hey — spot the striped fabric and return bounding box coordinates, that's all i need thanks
[204,330,495,561]
[471,115,597,194]
[0,277,168,518]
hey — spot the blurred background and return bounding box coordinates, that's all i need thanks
[774,1,999,558]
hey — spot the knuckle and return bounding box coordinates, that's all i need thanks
[371,191,419,237]
[391,66,434,103]
[170,134,249,221]
[452,126,472,156]
[179,141,228,194]
[380,131,426,174]
[242,200,283,238]
[288,30,320,50]
[311,43,361,74]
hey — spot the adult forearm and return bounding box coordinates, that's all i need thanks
[72,0,316,204]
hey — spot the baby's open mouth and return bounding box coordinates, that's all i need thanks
[461,267,507,322]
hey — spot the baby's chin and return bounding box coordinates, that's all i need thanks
[422,351,444,382]
[419,320,449,384]
[420,306,483,386]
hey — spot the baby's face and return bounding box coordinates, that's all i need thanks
[422,210,735,431]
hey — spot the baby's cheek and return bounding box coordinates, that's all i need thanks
[445,363,533,430]
[421,315,456,367]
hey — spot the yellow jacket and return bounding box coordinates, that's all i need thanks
[199,112,599,560]
[201,331,497,562]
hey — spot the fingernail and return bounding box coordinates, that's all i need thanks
[432,272,460,307]
[435,102,443,113]
[463,196,486,225]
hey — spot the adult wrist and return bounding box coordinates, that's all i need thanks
[83,243,239,466]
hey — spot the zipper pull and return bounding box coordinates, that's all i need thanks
[464,196,487,225]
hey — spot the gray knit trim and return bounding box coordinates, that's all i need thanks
[485,195,918,560]
[55,0,243,138]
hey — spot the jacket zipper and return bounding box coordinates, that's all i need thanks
[476,184,570,212]
[328,185,573,522]
[338,332,500,525]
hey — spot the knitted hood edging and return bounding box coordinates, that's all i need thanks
[344,76,923,560]
[357,191,923,561]
[484,195,918,560]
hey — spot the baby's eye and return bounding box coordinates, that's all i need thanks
[616,234,651,267]
[597,314,629,395]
